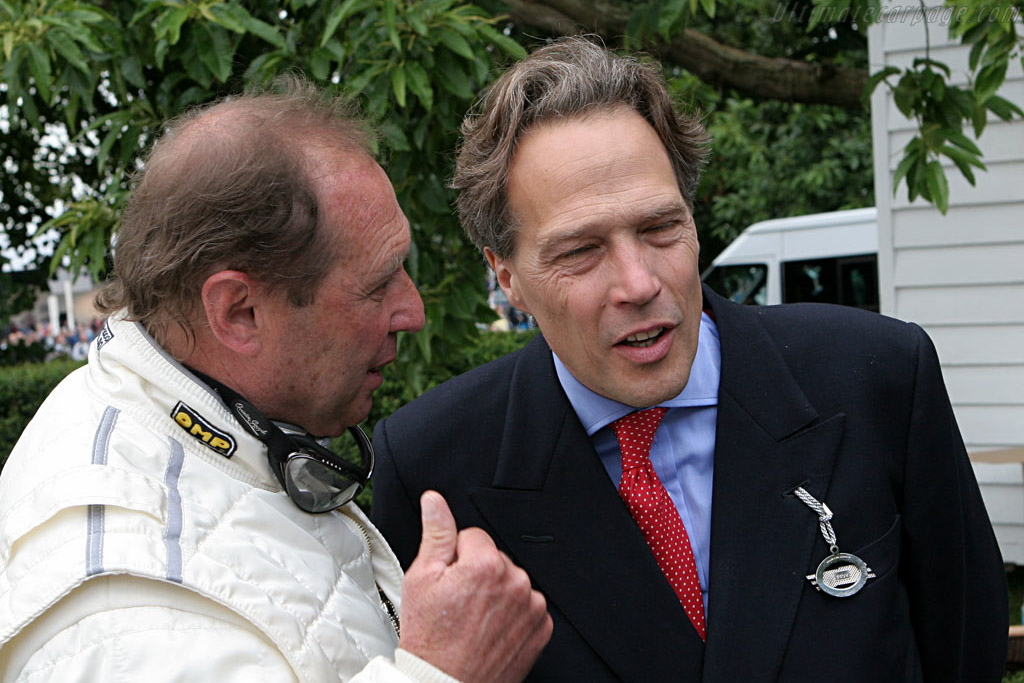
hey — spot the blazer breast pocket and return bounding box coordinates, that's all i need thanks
[852,514,901,582]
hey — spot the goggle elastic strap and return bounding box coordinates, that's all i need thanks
[186,368,371,509]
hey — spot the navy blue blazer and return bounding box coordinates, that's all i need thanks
[371,288,1007,682]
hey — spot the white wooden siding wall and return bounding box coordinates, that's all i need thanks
[869,6,1024,562]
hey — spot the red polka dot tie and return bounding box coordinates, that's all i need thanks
[612,407,706,641]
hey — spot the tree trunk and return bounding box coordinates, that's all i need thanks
[501,0,869,109]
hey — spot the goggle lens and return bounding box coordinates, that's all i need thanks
[284,454,363,513]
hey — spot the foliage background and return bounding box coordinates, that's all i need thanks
[1,0,1019,442]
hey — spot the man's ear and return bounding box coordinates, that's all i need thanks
[484,247,530,314]
[200,271,263,356]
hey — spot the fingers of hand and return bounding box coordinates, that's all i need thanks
[413,490,458,568]
[399,525,552,683]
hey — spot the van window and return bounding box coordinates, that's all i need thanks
[782,254,878,311]
[702,264,768,306]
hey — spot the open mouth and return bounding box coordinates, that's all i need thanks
[621,327,665,348]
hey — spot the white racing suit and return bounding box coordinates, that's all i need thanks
[0,312,454,683]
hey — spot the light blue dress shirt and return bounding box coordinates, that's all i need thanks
[552,312,721,615]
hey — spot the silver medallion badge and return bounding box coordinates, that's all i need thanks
[807,551,876,597]
[793,487,876,598]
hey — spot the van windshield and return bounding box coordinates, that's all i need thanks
[702,264,768,305]
[783,254,878,311]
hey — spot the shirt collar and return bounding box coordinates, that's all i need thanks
[553,312,721,436]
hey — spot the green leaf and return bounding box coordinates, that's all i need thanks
[46,28,89,76]
[155,37,168,70]
[477,24,526,60]
[20,88,40,127]
[237,14,286,49]
[948,87,975,118]
[446,14,479,39]
[50,17,105,53]
[940,143,985,170]
[958,20,989,44]
[391,64,407,107]
[920,122,945,151]
[181,34,213,88]
[208,3,248,34]
[24,42,53,102]
[306,46,328,80]
[97,123,121,174]
[912,57,950,77]
[658,0,688,37]
[408,11,428,37]
[925,160,949,213]
[968,39,985,72]
[345,63,384,97]
[48,233,74,277]
[986,94,1024,120]
[65,67,94,115]
[404,60,433,110]
[947,129,982,156]
[438,28,474,60]
[893,75,919,118]
[412,113,430,150]
[699,0,716,19]
[414,325,432,364]
[974,61,1007,104]
[321,0,373,48]
[940,145,978,185]
[120,124,143,168]
[175,85,210,109]
[379,120,411,152]
[435,51,474,99]
[323,37,346,62]
[121,54,145,89]
[892,149,918,194]
[67,8,109,25]
[63,91,80,129]
[154,6,189,45]
[864,66,900,96]
[383,1,401,51]
[972,102,988,137]
[938,98,962,130]
[196,22,233,83]
[416,181,450,214]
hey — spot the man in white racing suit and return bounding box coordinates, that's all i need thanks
[0,78,552,682]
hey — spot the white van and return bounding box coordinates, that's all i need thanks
[701,207,879,311]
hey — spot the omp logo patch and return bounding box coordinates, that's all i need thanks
[171,402,236,458]
[95,321,114,350]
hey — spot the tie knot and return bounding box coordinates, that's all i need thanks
[611,406,668,466]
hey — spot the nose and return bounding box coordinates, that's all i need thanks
[392,269,426,333]
[611,242,660,307]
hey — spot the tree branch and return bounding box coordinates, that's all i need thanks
[500,0,869,109]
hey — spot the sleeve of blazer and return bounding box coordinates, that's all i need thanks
[370,418,424,570]
[899,323,1007,680]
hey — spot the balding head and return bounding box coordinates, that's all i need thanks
[95,77,375,351]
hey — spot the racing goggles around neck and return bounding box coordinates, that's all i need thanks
[193,370,374,514]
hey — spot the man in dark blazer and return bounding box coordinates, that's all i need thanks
[371,37,1008,681]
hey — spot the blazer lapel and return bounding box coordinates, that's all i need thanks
[701,291,845,681]
[470,336,704,681]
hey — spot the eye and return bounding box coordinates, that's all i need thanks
[644,221,678,233]
[643,221,686,243]
[368,273,396,300]
[561,244,596,261]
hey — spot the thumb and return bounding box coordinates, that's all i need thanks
[415,490,458,567]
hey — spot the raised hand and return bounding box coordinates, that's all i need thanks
[399,491,553,683]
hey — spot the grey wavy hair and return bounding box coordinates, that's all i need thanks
[95,76,374,348]
[453,36,710,259]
